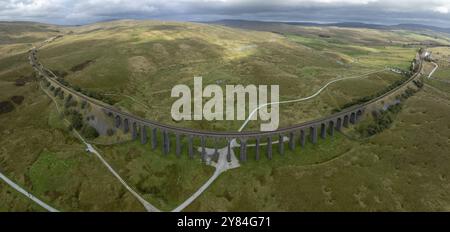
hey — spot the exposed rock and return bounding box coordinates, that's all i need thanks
[10,96,25,105]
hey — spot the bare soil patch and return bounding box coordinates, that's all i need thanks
[0,101,14,114]
[70,60,95,72]
[10,95,24,105]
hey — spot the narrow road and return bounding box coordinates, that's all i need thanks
[39,76,161,212]
[172,169,221,212]
[428,62,439,79]
[82,141,161,212]
[172,147,240,212]
[0,172,59,212]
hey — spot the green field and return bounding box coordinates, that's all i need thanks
[30,20,427,131]
[0,72,213,211]
[1,20,450,211]
[186,86,450,211]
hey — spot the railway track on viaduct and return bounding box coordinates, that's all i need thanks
[28,45,424,163]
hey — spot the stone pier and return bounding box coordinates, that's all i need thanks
[176,133,181,157]
[329,121,335,137]
[151,128,157,150]
[336,118,342,131]
[188,136,194,159]
[123,119,129,133]
[300,129,306,147]
[278,134,284,155]
[227,139,232,162]
[350,113,356,124]
[289,132,295,151]
[131,122,138,140]
[163,130,169,155]
[320,123,326,139]
[140,125,147,144]
[343,115,349,128]
[255,137,260,161]
[240,138,247,162]
[310,126,318,144]
[115,116,121,128]
[201,136,206,163]
[267,137,273,160]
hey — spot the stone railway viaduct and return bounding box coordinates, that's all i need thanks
[29,48,424,163]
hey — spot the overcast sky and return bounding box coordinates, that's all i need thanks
[1,0,450,27]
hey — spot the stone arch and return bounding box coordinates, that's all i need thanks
[115,115,121,128]
[278,134,285,155]
[329,120,334,130]
[350,112,356,124]
[329,120,335,136]
[131,121,138,139]
[299,129,306,147]
[356,109,363,121]
[343,115,349,127]
[320,123,327,139]
[336,117,342,131]
[123,118,129,133]
[310,126,318,144]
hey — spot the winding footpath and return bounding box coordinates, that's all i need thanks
[428,62,439,79]
[238,68,388,132]
[172,146,240,212]
[82,142,161,212]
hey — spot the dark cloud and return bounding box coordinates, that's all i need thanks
[0,0,449,27]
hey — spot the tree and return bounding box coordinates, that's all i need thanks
[81,100,87,109]
[69,111,83,130]
[58,90,64,99]
[106,128,115,136]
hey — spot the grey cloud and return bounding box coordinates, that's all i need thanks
[0,0,449,27]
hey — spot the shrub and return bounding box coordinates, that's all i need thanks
[413,80,424,89]
[69,111,83,130]
[58,90,64,99]
[14,78,26,86]
[10,96,25,105]
[64,99,78,108]
[81,100,87,109]
[81,125,99,139]
[65,94,73,103]
[106,128,115,136]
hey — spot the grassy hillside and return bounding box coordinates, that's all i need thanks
[0,22,64,59]
[187,85,450,211]
[30,20,424,131]
[0,21,215,211]
[1,20,449,212]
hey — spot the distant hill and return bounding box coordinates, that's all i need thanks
[0,21,63,44]
[0,21,62,33]
[209,19,450,35]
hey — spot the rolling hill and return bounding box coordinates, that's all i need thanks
[1,19,449,212]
